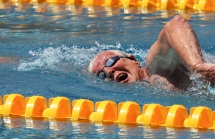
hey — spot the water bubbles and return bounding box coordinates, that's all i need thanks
[94,41,122,50]
[207,85,215,95]
[95,41,100,47]
[16,42,127,72]
[125,46,147,66]
[202,50,215,63]
[115,42,121,49]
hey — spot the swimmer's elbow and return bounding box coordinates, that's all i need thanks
[165,15,189,32]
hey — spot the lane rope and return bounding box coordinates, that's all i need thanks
[0,0,215,12]
[1,93,215,129]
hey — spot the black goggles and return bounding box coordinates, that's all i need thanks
[97,56,131,80]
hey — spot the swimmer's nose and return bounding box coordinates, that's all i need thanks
[103,68,115,80]
[103,68,115,75]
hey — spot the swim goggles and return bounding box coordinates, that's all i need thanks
[97,56,131,80]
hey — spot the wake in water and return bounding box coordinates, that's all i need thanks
[187,51,215,95]
[16,42,215,95]
[17,42,147,72]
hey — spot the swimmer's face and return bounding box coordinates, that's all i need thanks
[90,51,146,83]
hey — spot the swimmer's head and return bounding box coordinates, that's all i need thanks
[88,50,146,83]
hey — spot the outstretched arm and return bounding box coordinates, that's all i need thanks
[146,15,215,85]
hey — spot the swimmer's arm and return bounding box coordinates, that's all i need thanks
[161,15,215,84]
[147,15,215,84]
[147,15,204,72]
[145,18,180,76]
[162,15,204,70]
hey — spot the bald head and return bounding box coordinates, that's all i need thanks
[88,50,131,74]
[88,50,146,83]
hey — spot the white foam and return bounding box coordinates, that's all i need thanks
[17,42,148,72]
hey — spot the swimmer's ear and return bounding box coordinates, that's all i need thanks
[128,54,142,67]
[128,54,137,61]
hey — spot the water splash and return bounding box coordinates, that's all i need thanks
[17,45,92,71]
[202,50,215,63]
[17,42,147,72]
[16,43,215,96]
[185,51,215,95]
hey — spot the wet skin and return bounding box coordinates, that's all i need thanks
[91,51,147,83]
[91,15,215,90]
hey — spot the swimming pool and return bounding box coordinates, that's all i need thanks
[1,2,215,138]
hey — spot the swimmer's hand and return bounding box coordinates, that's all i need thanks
[192,63,215,86]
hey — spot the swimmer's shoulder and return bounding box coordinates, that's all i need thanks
[145,74,181,92]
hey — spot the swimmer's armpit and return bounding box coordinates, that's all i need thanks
[0,57,17,64]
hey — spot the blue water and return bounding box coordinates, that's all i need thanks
[1,3,215,138]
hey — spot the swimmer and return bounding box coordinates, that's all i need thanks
[88,15,215,91]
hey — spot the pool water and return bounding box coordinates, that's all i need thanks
[1,3,215,138]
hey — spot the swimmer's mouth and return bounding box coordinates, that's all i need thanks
[116,73,128,83]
